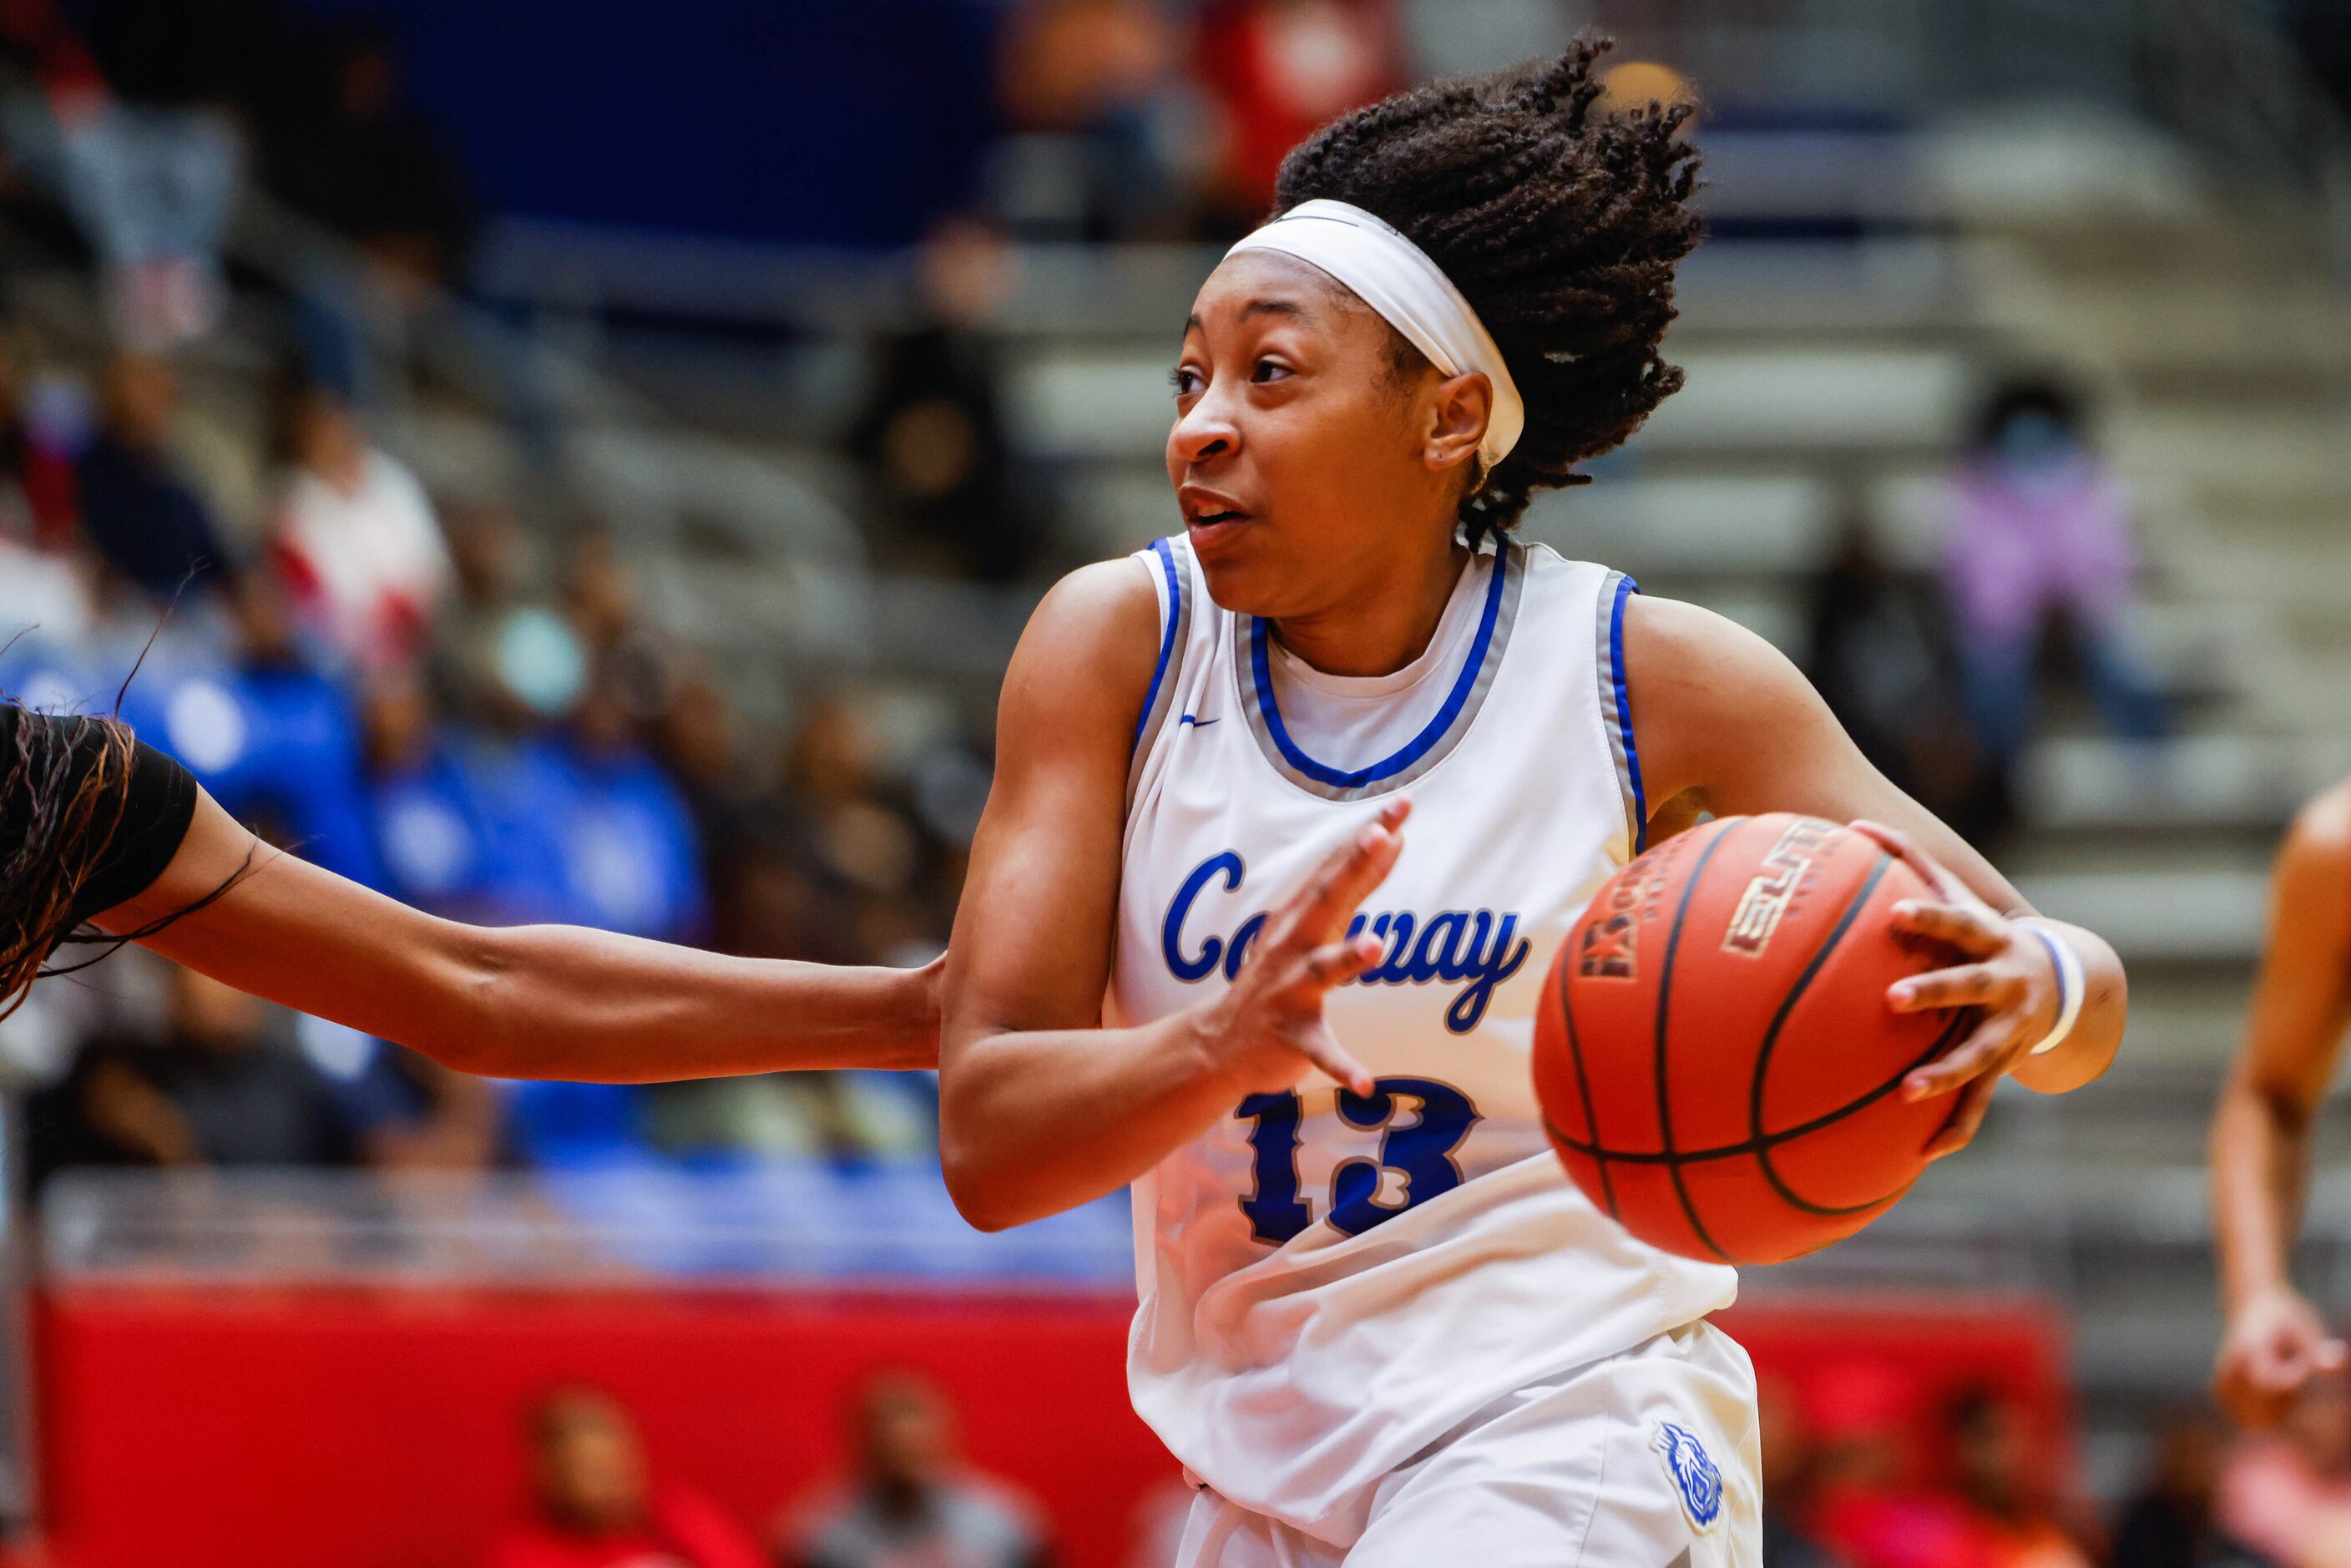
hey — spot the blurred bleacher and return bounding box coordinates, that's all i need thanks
[458,50,2351,1502]
[4,0,2350,1519]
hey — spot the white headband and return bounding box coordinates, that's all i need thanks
[1226,199,1525,474]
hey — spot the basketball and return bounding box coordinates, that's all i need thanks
[1534,814,1970,1266]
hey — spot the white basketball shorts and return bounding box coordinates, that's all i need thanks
[1170,1320,1761,1568]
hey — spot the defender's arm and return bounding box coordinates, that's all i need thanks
[94,792,938,1081]
[2212,789,2351,1425]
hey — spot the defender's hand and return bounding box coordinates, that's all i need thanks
[2216,1286,2348,1429]
[1851,820,2061,1160]
[1191,799,1410,1098]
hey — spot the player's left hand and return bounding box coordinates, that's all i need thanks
[1849,819,2061,1161]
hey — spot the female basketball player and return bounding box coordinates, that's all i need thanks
[2212,779,2351,1428]
[938,42,2127,1565]
[0,701,939,1078]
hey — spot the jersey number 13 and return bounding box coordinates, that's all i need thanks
[1235,1078,1481,1244]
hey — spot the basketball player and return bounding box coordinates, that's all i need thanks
[0,700,942,1078]
[2212,778,2351,1427]
[938,43,2128,1566]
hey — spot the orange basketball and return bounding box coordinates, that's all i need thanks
[1533,813,1968,1265]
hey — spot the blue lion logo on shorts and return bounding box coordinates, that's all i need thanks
[1652,1421,1723,1530]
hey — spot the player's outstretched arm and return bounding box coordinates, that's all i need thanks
[938,562,1402,1233]
[2211,786,2351,1427]
[1623,595,2127,1156]
[83,794,938,1080]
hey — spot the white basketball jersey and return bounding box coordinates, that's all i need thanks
[1109,535,1740,1544]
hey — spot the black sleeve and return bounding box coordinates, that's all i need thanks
[0,706,199,928]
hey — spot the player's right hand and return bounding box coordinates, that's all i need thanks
[2215,1286,2348,1428]
[1191,798,1410,1098]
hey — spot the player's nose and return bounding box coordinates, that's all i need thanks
[1169,387,1241,468]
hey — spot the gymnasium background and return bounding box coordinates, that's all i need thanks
[0,2,2346,1565]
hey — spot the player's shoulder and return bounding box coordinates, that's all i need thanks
[1609,591,1819,805]
[2268,781,2351,948]
[1016,554,1163,675]
[1617,590,1803,698]
[998,551,1166,738]
[2286,780,2351,865]
[1033,552,1163,634]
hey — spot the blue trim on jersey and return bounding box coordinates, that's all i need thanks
[1135,537,1183,753]
[1610,574,1649,852]
[1247,548,1509,791]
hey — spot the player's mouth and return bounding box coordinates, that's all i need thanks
[1178,485,1253,548]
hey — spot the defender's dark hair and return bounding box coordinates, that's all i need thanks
[1274,35,1703,548]
[3,701,250,1019]
[1,710,136,1014]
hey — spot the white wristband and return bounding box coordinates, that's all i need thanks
[2016,918,2086,1056]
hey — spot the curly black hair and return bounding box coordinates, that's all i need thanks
[1274,34,1703,547]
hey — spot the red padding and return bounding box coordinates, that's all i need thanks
[25,1286,2071,1568]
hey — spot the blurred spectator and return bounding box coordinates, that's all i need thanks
[26,963,354,1181]
[363,631,588,932]
[848,216,1041,584]
[270,24,478,293]
[466,641,705,1170]
[363,665,511,918]
[652,670,791,964]
[1934,1387,2097,1568]
[0,331,74,544]
[2111,1410,2243,1568]
[641,682,948,1174]
[1808,1362,1970,1568]
[121,570,384,886]
[542,663,708,943]
[562,532,682,720]
[339,1037,502,1172]
[488,1387,765,1568]
[2218,1366,2351,1566]
[1195,0,1402,223]
[268,380,452,669]
[781,696,946,963]
[73,353,232,598]
[0,339,100,641]
[780,1371,1054,1568]
[1806,509,2003,845]
[0,0,244,347]
[1813,1377,2097,1568]
[646,1066,934,1170]
[1760,1375,1847,1568]
[996,0,1200,240]
[1941,376,2166,783]
[1596,58,1701,118]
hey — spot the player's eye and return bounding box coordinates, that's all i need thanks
[1251,358,1292,384]
[1170,366,1204,397]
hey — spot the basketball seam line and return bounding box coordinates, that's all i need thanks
[1653,822,1740,1264]
[1749,852,1917,1220]
[1556,933,1619,1221]
[1542,1006,1971,1167]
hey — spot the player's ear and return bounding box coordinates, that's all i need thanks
[1424,372,1492,475]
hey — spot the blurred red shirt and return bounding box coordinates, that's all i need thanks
[487,1486,766,1568]
[1195,0,1399,213]
[1821,1490,2092,1568]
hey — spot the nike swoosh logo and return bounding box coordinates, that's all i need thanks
[1179,715,1221,728]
